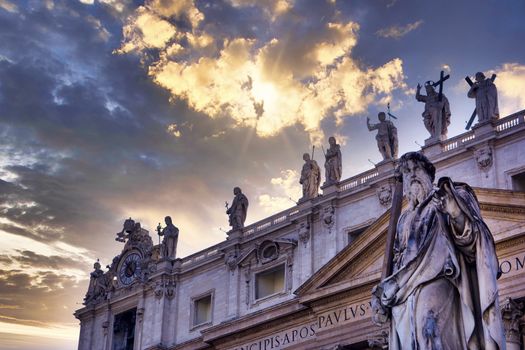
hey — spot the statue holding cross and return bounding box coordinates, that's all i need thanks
[416,71,451,142]
[466,72,499,129]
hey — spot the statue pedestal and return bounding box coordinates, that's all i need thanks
[472,120,496,138]
[422,140,443,159]
[321,183,338,196]
[424,134,446,147]
[156,259,173,272]
[375,159,396,174]
[226,229,243,240]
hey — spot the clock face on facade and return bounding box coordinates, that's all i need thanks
[118,252,142,286]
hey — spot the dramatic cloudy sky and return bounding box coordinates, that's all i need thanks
[0,0,524,348]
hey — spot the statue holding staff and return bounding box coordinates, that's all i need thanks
[372,152,505,349]
[226,187,249,231]
[156,216,179,259]
[299,152,320,201]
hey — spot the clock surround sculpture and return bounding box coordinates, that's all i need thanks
[84,218,155,305]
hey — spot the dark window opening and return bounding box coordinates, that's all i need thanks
[112,308,136,350]
[511,172,525,191]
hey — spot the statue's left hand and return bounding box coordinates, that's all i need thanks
[433,182,463,222]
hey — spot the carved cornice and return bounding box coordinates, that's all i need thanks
[496,236,525,251]
[480,203,525,215]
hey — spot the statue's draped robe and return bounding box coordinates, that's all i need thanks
[416,93,451,138]
[325,145,342,185]
[162,224,179,258]
[468,79,499,123]
[300,160,321,199]
[228,193,249,229]
[381,179,505,349]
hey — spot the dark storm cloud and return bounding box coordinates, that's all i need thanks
[11,250,86,270]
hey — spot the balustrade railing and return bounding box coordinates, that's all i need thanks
[179,110,525,270]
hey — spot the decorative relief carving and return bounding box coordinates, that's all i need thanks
[501,297,524,344]
[224,252,238,273]
[376,184,393,207]
[297,222,310,246]
[472,142,494,171]
[244,265,251,306]
[137,307,145,323]
[102,321,109,336]
[258,241,279,264]
[322,206,335,233]
[153,277,176,300]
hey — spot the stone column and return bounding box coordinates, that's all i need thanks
[501,297,524,350]
[134,293,145,350]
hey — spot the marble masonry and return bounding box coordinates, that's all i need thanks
[76,108,525,350]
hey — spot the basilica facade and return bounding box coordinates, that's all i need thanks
[76,110,525,350]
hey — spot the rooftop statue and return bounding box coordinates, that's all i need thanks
[323,136,342,186]
[156,216,179,259]
[84,260,111,304]
[226,187,249,231]
[367,112,398,161]
[415,71,451,141]
[372,152,505,349]
[299,152,320,201]
[467,71,499,126]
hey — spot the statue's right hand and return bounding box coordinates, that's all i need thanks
[416,83,421,91]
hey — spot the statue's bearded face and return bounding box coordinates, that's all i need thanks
[402,159,433,208]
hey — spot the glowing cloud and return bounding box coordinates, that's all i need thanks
[258,170,302,214]
[493,63,525,116]
[117,0,407,143]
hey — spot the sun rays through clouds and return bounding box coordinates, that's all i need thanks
[116,0,407,144]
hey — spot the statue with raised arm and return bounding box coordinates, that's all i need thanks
[157,216,179,259]
[324,136,342,186]
[468,71,499,124]
[226,187,249,231]
[416,82,451,140]
[367,112,398,161]
[371,152,505,349]
[300,153,321,201]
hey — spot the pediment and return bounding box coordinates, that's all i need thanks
[295,187,525,305]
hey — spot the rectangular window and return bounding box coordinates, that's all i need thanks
[511,172,525,191]
[112,308,136,350]
[193,294,212,326]
[255,264,285,300]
